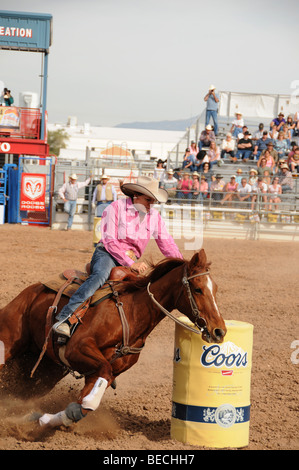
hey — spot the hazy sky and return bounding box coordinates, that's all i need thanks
[1,0,299,126]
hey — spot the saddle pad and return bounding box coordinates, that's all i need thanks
[42,273,114,305]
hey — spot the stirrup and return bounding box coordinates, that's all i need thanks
[52,321,71,338]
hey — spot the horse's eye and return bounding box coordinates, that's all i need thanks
[195,288,203,295]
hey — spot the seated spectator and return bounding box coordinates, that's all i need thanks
[221,132,235,161]
[270,112,286,131]
[237,178,252,205]
[257,157,268,176]
[253,123,267,141]
[189,141,199,156]
[236,131,253,161]
[194,149,208,171]
[231,112,244,138]
[201,161,213,188]
[282,123,291,146]
[278,164,294,192]
[248,168,258,187]
[260,141,279,166]
[252,132,273,160]
[268,176,282,211]
[153,159,166,184]
[177,171,193,202]
[160,169,178,200]
[275,132,288,159]
[236,125,250,141]
[257,149,275,174]
[220,175,239,205]
[286,115,296,137]
[207,141,220,167]
[288,146,299,173]
[235,168,243,185]
[262,169,271,186]
[198,125,216,150]
[251,177,268,211]
[191,172,208,202]
[210,174,225,202]
[182,149,197,172]
[269,124,279,141]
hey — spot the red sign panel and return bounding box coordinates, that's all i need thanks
[20,173,46,211]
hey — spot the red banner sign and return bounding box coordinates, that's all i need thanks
[20,173,46,211]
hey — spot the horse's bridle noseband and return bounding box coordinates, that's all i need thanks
[147,263,210,336]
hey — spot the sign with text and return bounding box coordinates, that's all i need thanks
[20,173,46,211]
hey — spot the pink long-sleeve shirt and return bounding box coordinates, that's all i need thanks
[100,197,182,266]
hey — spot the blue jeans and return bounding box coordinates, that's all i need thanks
[236,149,252,160]
[56,244,120,321]
[64,200,77,228]
[205,109,218,135]
[95,201,112,217]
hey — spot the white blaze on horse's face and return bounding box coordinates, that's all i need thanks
[206,275,221,318]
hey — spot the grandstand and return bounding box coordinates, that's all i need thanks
[51,91,299,240]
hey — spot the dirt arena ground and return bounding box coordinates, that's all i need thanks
[0,224,297,451]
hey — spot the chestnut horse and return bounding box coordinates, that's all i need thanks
[0,249,226,428]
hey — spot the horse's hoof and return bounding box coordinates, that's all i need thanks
[111,379,117,389]
[27,412,43,422]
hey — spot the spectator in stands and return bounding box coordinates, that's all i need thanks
[204,85,220,136]
[189,141,199,156]
[220,175,239,206]
[248,168,258,187]
[257,157,268,176]
[194,149,207,171]
[92,174,117,217]
[286,116,295,137]
[268,176,282,211]
[236,125,250,141]
[237,178,252,206]
[153,159,166,184]
[269,124,279,141]
[201,161,213,188]
[182,148,197,172]
[221,132,235,161]
[288,147,299,173]
[235,168,243,186]
[231,112,244,138]
[260,141,279,166]
[262,170,271,186]
[59,173,91,230]
[253,123,267,141]
[236,131,253,161]
[198,125,216,150]
[270,112,286,131]
[278,164,294,192]
[207,141,220,167]
[275,132,288,159]
[282,124,291,148]
[177,171,193,202]
[210,174,225,202]
[3,88,14,106]
[160,169,178,200]
[191,172,209,202]
[251,177,268,211]
[257,149,275,174]
[252,131,272,160]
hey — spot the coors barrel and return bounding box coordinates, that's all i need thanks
[171,319,254,448]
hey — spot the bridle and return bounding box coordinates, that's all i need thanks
[147,264,210,336]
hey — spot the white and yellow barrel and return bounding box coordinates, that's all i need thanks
[171,318,253,448]
[93,217,102,246]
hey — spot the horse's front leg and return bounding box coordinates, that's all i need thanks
[38,339,114,427]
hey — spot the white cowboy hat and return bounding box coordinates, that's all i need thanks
[121,176,168,203]
[205,124,213,130]
[209,84,216,90]
[101,173,110,180]
[69,173,78,180]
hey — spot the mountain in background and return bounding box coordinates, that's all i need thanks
[115,116,199,132]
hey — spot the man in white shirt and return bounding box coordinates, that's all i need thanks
[59,173,91,230]
[237,178,252,206]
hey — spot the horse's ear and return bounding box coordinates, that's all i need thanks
[189,249,207,271]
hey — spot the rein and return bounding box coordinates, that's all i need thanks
[147,264,210,336]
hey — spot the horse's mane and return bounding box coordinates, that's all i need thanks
[117,257,186,294]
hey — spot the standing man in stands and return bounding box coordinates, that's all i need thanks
[204,85,220,136]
